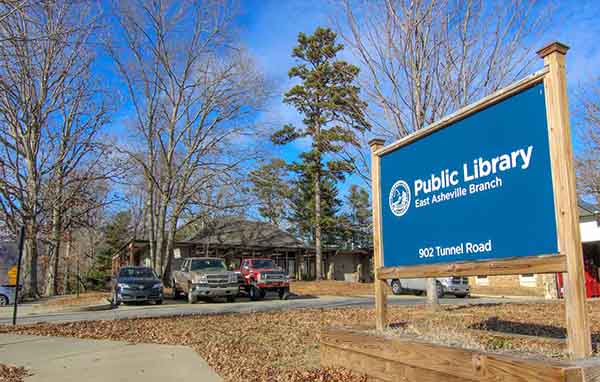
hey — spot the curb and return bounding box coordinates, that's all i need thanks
[77,301,115,312]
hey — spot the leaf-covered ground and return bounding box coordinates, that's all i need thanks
[3,301,600,381]
[36,292,109,308]
[290,280,381,297]
[0,365,29,382]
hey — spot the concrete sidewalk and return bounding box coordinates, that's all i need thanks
[0,334,221,382]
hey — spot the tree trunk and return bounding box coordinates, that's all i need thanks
[44,242,60,297]
[155,192,168,274]
[45,192,63,297]
[543,273,559,299]
[63,238,71,294]
[23,221,38,298]
[76,245,80,297]
[145,143,156,270]
[314,166,322,281]
[146,181,156,269]
[162,215,178,285]
[24,157,39,297]
[426,278,439,309]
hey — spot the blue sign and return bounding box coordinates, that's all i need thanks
[380,83,558,267]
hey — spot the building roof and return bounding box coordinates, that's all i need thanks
[579,201,600,218]
[187,218,305,249]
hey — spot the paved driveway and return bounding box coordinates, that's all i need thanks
[0,294,534,325]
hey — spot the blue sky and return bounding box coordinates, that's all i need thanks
[236,1,332,165]
[102,1,600,210]
[233,0,600,194]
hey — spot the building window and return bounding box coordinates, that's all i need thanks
[475,275,489,286]
[519,273,537,287]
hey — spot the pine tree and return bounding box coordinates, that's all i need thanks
[249,159,291,226]
[288,155,342,246]
[272,27,370,279]
[345,185,372,249]
[87,211,132,289]
[103,211,132,251]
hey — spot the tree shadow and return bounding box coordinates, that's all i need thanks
[469,316,567,339]
[470,317,600,347]
[388,321,408,329]
[444,303,504,312]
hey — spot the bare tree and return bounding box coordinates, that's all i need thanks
[107,0,267,282]
[0,0,110,296]
[338,0,549,137]
[337,0,550,306]
[576,79,600,204]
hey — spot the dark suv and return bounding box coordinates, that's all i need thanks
[112,266,163,306]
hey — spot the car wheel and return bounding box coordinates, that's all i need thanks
[436,283,445,298]
[0,294,8,306]
[111,291,121,307]
[172,280,180,299]
[226,296,235,303]
[391,280,402,295]
[278,287,289,300]
[249,285,260,301]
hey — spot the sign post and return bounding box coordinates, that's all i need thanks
[369,138,387,330]
[370,41,591,358]
[538,42,592,358]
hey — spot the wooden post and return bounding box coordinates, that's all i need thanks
[538,41,592,359]
[369,138,387,331]
[426,278,439,310]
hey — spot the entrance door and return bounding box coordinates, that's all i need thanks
[558,242,600,298]
[584,242,600,298]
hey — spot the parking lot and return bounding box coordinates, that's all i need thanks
[0,290,528,326]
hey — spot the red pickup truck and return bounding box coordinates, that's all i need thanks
[237,258,290,300]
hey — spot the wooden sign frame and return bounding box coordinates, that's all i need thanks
[369,42,592,359]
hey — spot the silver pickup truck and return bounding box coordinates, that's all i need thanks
[171,257,239,304]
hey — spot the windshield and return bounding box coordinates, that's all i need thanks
[252,259,274,269]
[191,259,226,271]
[119,267,155,279]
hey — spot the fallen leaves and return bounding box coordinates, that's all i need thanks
[3,300,600,381]
[0,364,30,382]
[290,281,379,297]
[36,292,110,308]
[1,309,375,381]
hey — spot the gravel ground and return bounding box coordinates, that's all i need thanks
[2,301,600,381]
[0,365,29,382]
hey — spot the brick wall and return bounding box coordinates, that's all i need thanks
[468,274,547,297]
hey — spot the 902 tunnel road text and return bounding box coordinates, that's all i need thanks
[418,240,492,258]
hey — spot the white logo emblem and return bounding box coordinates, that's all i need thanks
[389,180,411,217]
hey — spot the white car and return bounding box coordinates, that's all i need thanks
[388,277,470,298]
